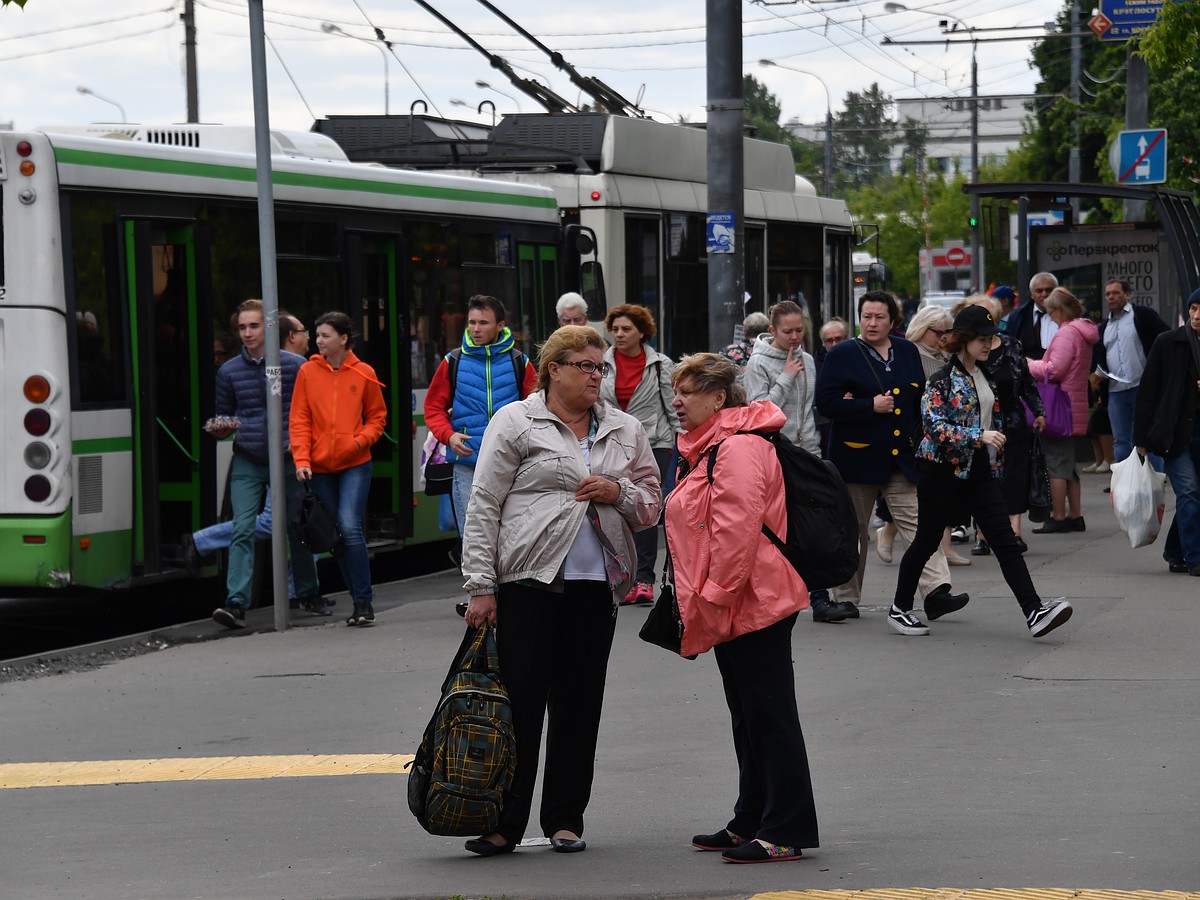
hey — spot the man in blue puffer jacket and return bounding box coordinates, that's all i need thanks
[209,299,320,628]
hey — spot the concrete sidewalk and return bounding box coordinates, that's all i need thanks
[1,475,1197,900]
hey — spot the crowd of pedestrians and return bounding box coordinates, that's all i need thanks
[198,275,1198,864]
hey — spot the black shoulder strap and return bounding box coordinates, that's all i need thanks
[852,337,888,395]
[447,348,463,396]
[704,431,773,483]
[653,358,672,425]
[511,348,528,398]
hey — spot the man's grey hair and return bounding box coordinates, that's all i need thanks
[555,291,588,319]
[743,312,770,339]
[1029,271,1059,291]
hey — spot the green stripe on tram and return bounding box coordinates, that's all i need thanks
[73,436,133,455]
[53,147,556,210]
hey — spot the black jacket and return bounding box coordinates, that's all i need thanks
[1095,304,1169,379]
[1133,325,1200,458]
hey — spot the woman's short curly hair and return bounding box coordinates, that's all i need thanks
[604,303,656,342]
[536,325,606,393]
[671,352,747,408]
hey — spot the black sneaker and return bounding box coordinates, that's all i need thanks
[1027,598,1073,637]
[971,539,991,556]
[887,606,929,636]
[924,588,970,621]
[298,595,332,617]
[950,525,970,543]
[212,605,245,629]
[356,603,375,627]
[1069,516,1086,532]
[811,596,847,624]
[834,600,860,619]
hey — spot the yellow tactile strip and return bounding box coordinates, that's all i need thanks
[752,892,1200,900]
[0,754,415,789]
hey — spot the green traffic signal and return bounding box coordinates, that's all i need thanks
[968,215,979,228]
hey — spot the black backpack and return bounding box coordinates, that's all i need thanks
[407,624,517,836]
[287,483,344,557]
[704,431,859,591]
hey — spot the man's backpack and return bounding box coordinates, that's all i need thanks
[446,347,529,398]
[705,431,859,591]
[407,624,517,836]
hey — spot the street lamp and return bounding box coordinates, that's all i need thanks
[322,22,389,115]
[758,59,834,198]
[883,2,981,290]
[76,86,126,123]
[474,79,522,113]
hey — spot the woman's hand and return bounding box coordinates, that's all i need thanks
[295,466,312,482]
[465,594,497,628]
[448,432,473,458]
[576,475,620,504]
[872,393,895,414]
[1033,415,1046,433]
[783,347,805,377]
[980,429,1007,449]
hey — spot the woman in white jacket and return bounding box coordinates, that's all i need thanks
[744,301,820,454]
[600,303,679,605]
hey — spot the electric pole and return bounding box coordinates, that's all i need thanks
[183,0,199,123]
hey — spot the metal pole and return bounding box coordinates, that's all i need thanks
[824,107,834,198]
[183,0,199,123]
[970,42,982,290]
[1017,193,1030,302]
[247,0,289,632]
[1069,0,1081,219]
[706,0,744,351]
[1124,47,1149,223]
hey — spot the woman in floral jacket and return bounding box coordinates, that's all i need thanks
[887,305,1073,640]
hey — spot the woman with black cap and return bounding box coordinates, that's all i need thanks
[887,304,1074,639]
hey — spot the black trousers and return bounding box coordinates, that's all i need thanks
[494,580,617,843]
[714,612,820,849]
[633,447,675,584]
[896,450,1042,616]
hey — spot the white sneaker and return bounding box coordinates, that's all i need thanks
[875,527,894,563]
[1095,461,1111,474]
[887,606,929,636]
[946,552,972,567]
[1080,462,1099,473]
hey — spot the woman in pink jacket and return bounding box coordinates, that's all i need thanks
[665,353,819,864]
[1028,288,1100,534]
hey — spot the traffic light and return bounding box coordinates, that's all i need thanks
[968,214,979,229]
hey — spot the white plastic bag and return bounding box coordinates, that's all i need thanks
[1109,454,1166,548]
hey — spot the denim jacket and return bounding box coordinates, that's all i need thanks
[917,355,1004,480]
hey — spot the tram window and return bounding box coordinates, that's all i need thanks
[276,219,339,259]
[68,195,127,405]
[461,231,512,266]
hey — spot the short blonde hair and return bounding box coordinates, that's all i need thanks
[671,352,746,408]
[1044,287,1084,321]
[537,325,606,392]
[905,305,953,342]
[964,293,1002,321]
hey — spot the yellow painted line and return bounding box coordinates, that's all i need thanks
[752,892,1200,900]
[0,754,415,789]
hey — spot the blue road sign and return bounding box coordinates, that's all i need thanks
[1097,0,1165,41]
[706,212,735,255]
[1111,128,1168,185]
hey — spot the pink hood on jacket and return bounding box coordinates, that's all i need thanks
[1028,317,1099,436]
[666,400,809,657]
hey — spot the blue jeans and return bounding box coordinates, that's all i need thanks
[450,464,475,539]
[1110,387,1164,472]
[310,461,374,604]
[227,455,318,609]
[1163,421,1200,568]
[194,489,311,598]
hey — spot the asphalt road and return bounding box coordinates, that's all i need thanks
[2,476,1197,900]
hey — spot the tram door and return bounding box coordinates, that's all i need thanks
[517,242,559,350]
[124,221,215,576]
[345,234,412,541]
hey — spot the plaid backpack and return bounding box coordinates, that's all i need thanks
[407,623,516,836]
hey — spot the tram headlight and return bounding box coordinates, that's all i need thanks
[24,408,52,436]
[24,375,51,403]
[24,475,52,502]
[24,441,52,470]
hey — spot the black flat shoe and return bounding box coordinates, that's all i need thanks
[464,837,514,857]
[1032,518,1070,534]
[1069,516,1086,532]
[971,540,991,556]
[1014,536,1028,553]
[551,837,586,853]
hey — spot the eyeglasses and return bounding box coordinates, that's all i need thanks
[928,328,947,337]
[558,360,611,376]
[823,335,846,346]
[290,328,308,336]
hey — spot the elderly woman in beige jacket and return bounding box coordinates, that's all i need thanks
[461,325,661,859]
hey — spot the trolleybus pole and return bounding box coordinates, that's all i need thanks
[248,0,289,632]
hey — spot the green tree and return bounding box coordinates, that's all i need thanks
[2,1,30,6]
[743,74,826,189]
[1138,1,1200,70]
[832,83,896,194]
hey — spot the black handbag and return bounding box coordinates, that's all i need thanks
[423,461,454,496]
[638,536,696,659]
[289,482,344,556]
[1027,432,1051,523]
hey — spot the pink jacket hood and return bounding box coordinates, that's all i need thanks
[666,401,809,657]
[1028,317,1099,436]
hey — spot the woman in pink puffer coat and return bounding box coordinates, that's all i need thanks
[1028,288,1099,533]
